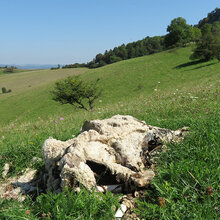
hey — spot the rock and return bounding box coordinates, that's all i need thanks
[42,115,188,192]
[2,163,10,178]
[0,168,37,201]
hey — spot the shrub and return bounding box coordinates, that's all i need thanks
[1,87,12,94]
[2,87,7,93]
[52,76,101,111]
[3,67,15,73]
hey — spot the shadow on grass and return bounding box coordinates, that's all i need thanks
[175,59,206,69]
[191,63,216,70]
[175,59,217,71]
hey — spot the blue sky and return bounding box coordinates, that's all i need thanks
[0,0,219,65]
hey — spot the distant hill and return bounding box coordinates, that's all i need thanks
[198,8,220,28]
[0,64,61,70]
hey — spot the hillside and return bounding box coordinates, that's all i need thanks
[0,47,219,219]
[0,68,86,124]
[0,46,219,125]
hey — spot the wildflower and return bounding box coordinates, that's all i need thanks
[154,88,157,91]
[99,100,102,102]
[60,117,64,120]
[158,81,160,84]
[35,133,38,136]
[54,121,58,124]
[2,136,5,140]
[176,89,178,91]
[30,142,34,145]
[98,112,101,114]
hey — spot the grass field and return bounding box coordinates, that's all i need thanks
[0,47,219,219]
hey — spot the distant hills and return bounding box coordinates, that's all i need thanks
[0,64,60,70]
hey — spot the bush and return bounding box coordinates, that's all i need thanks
[3,67,14,73]
[2,87,7,93]
[52,76,101,111]
[50,64,61,70]
[1,87,11,94]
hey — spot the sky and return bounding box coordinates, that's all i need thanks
[0,0,219,65]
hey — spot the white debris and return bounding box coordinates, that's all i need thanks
[115,204,127,219]
[2,163,10,178]
[42,115,188,193]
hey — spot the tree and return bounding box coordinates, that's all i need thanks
[52,76,101,111]
[191,22,220,61]
[3,66,15,73]
[165,17,194,48]
[109,55,122,63]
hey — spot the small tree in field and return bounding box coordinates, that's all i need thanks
[52,76,101,111]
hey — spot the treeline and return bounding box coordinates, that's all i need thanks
[198,8,220,28]
[62,8,220,69]
[191,21,220,61]
[62,36,165,69]
[89,36,165,68]
[0,65,17,69]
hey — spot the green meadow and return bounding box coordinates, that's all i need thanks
[0,47,219,219]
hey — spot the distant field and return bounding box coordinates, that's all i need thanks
[0,68,32,75]
[0,68,86,94]
[0,47,219,219]
[0,68,87,124]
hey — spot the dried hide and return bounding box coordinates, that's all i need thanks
[42,115,188,192]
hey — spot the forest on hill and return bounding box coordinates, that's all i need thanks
[198,7,220,28]
[63,8,220,69]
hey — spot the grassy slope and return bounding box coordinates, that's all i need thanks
[0,47,219,219]
[0,68,86,124]
[0,47,219,125]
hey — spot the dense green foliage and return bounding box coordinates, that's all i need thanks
[191,21,220,61]
[198,8,220,28]
[52,76,101,110]
[62,35,165,69]
[165,17,201,48]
